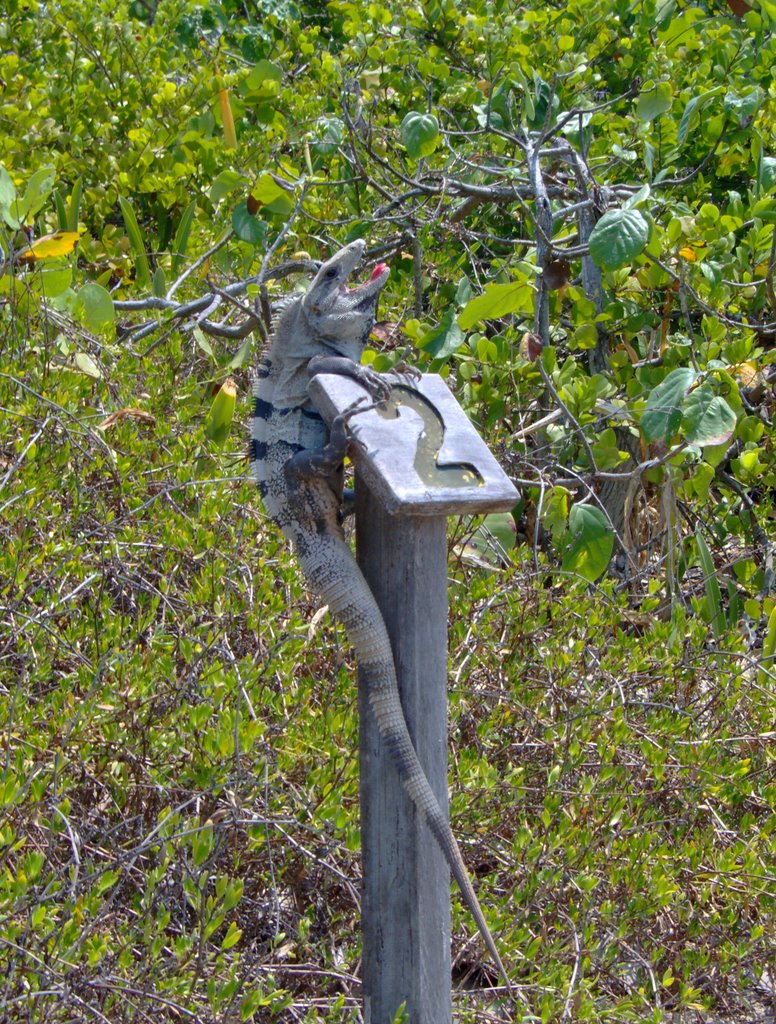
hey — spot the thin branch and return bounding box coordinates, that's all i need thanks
[166,229,234,300]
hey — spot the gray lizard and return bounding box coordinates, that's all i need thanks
[250,239,512,994]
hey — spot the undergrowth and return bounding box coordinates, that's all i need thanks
[1,332,773,1023]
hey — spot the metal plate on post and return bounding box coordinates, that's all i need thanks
[307,373,519,516]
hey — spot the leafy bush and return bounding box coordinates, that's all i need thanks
[1,0,774,1019]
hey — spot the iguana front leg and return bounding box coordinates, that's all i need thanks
[308,354,392,404]
[284,397,377,515]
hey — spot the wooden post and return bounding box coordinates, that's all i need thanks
[355,487,451,1024]
[308,374,519,1024]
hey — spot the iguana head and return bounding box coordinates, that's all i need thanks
[299,240,390,359]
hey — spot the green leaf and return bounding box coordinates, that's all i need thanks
[760,156,776,194]
[561,504,614,581]
[152,266,166,297]
[93,868,120,897]
[33,264,72,299]
[210,169,249,205]
[250,173,293,215]
[171,200,197,274]
[641,367,696,442]
[417,310,464,358]
[400,111,440,160]
[681,385,736,446]
[656,0,676,28]
[541,486,570,542]
[592,427,630,471]
[687,460,715,501]
[193,327,214,359]
[204,378,237,445]
[18,165,55,221]
[462,513,516,567]
[636,81,673,122]
[724,88,764,125]
[118,196,152,291]
[73,282,115,334]
[458,281,533,329]
[220,921,242,951]
[0,164,20,228]
[622,183,651,210]
[53,188,68,230]
[311,117,344,157]
[527,73,556,129]
[67,178,83,233]
[228,336,253,370]
[0,164,16,209]
[192,825,214,867]
[752,198,776,223]
[247,59,282,85]
[677,89,722,145]
[244,59,282,100]
[74,352,102,378]
[232,201,266,246]
[571,323,599,350]
[589,209,650,270]
[696,530,725,639]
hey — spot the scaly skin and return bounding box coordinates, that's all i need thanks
[250,240,512,995]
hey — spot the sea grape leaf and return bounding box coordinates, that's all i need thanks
[417,310,465,359]
[724,88,764,126]
[458,281,533,329]
[17,231,80,263]
[232,201,266,245]
[561,504,614,581]
[401,111,440,160]
[250,173,294,215]
[641,367,696,442]
[636,81,673,122]
[589,209,650,270]
[73,282,115,334]
[681,385,736,446]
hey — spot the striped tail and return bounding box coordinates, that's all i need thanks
[295,534,513,995]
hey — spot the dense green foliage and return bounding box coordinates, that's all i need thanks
[1,0,774,1020]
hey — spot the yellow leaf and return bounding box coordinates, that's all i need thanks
[219,89,237,150]
[678,246,697,261]
[732,361,764,390]
[18,230,81,263]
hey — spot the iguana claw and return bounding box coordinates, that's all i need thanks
[352,366,392,403]
[390,347,422,384]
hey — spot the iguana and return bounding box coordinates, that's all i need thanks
[250,239,512,994]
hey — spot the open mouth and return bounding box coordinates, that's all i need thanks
[342,261,390,298]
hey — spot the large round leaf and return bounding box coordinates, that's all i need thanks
[458,281,533,329]
[73,282,115,334]
[401,111,440,160]
[561,504,614,581]
[418,310,464,359]
[681,384,737,446]
[640,367,696,443]
[589,209,650,270]
[232,201,266,246]
[636,81,673,122]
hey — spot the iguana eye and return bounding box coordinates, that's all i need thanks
[324,267,338,280]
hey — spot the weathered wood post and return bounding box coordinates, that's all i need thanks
[308,374,519,1024]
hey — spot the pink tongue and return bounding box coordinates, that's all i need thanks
[370,262,389,279]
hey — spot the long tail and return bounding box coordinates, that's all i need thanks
[296,536,513,995]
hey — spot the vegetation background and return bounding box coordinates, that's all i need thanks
[1,0,774,1020]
